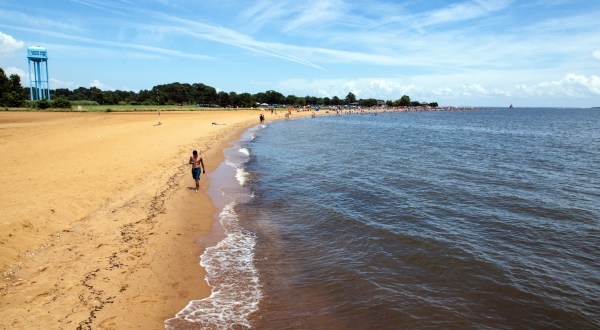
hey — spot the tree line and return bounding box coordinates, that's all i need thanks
[1,67,438,109]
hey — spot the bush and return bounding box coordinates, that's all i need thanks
[36,99,50,109]
[52,97,72,109]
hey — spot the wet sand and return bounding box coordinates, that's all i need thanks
[0,110,272,328]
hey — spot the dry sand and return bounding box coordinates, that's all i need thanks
[0,109,286,329]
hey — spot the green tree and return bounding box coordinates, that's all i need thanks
[9,74,22,93]
[0,68,9,93]
[254,92,267,104]
[0,69,27,107]
[345,92,356,104]
[238,93,255,107]
[399,95,411,106]
[53,88,73,99]
[228,91,239,107]
[91,87,105,105]
[192,83,217,105]
[264,90,285,105]
[72,87,92,100]
[217,91,230,107]
[286,94,302,106]
[359,98,378,107]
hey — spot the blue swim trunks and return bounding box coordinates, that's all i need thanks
[192,168,201,180]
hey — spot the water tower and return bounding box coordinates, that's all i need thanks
[27,46,51,101]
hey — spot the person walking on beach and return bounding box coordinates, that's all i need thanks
[189,150,205,192]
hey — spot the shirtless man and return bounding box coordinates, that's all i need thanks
[189,150,206,192]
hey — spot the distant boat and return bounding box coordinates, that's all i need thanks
[509,104,513,109]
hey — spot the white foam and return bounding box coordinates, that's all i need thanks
[165,202,261,329]
[235,167,249,186]
[225,159,250,186]
[239,147,250,156]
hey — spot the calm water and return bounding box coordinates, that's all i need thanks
[168,108,600,329]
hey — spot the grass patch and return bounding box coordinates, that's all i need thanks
[1,105,276,112]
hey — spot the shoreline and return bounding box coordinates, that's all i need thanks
[0,109,317,328]
[0,110,265,328]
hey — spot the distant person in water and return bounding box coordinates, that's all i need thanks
[189,150,205,192]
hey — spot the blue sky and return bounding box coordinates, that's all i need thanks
[1,0,599,107]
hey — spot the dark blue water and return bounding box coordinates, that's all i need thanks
[170,108,600,329]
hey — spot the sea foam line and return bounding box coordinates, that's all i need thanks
[165,202,261,329]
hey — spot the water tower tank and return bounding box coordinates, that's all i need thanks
[27,46,48,61]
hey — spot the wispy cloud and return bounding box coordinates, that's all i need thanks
[144,12,326,70]
[0,9,84,33]
[0,24,214,61]
[240,0,290,33]
[418,0,513,28]
[280,0,348,33]
[67,0,129,16]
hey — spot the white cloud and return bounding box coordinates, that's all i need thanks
[431,87,455,97]
[90,79,108,90]
[461,83,488,96]
[278,78,429,100]
[5,67,25,79]
[593,50,600,61]
[50,78,77,89]
[515,74,600,97]
[491,88,512,97]
[0,31,24,56]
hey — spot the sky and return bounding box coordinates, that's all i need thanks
[1,0,599,107]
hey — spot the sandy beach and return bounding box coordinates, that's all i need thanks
[0,110,278,329]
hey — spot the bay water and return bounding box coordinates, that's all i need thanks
[169,108,600,329]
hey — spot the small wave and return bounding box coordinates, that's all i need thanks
[225,159,250,186]
[235,167,249,186]
[165,202,261,329]
[239,147,250,156]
